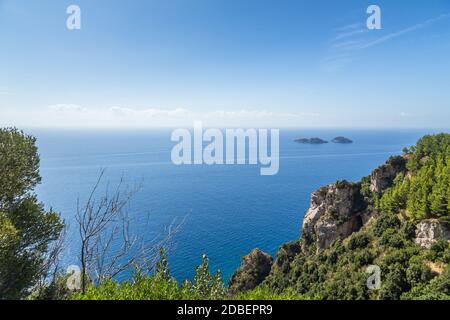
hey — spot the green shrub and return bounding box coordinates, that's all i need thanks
[347,232,371,250]
[374,213,401,237]
[73,252,226,300]
[233,286,311,300]
[428,240,450,263]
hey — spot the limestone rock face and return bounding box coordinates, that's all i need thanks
[301,180,367,252]
[370,156,406,194]
[228,248,273,294]
[415,219,450,249]
[300,156,406,253]
[314,214,364,250]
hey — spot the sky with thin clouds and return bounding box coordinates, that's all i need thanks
[1,0,450,128]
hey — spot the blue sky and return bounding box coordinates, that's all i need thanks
[1,0,450,128]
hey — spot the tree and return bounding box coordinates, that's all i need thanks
[0,128,64,299]
[429,158,449,217]
[379,133,449,221]
[183,254,226,300]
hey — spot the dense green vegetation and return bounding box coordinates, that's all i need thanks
[0,128,64,299]
[73,251,307,300]
[378,134,449,221]
[74,253,225,300]
[265,213,450,300]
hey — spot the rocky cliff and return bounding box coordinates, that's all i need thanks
[227,249,273,294]
[301,181,366,252]
[300,156,407,252]
[369,156,406,194]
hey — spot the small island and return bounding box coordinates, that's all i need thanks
[332,136,353,144]
[294,137,328,144]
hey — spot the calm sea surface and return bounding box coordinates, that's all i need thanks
[31,128,443,282]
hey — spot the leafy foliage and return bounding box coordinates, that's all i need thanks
[73,251,226,300]
[379,134,449,220]
[233,286,311,300]
[0,128,64,299]
[265,218,450,300]
[73,250,311,300]
[0,128,41,205]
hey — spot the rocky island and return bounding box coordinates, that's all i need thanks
[332,136,353,144]
[294,137,328,144]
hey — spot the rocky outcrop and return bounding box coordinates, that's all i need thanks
[369,156,406,194]
[295,138,328,144]
[228,249,273,294]
[300,157,407,253]
[301,180,367,252]
[332,136,353,144]
[415,219,450,249]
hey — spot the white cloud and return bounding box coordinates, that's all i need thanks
[0,105,320,128]
[0,90,15,96]
[323,13,450,71]
[49,104,88,112]
[331,13,450,51]
[334,28,368,41]
[400,112,416,118]
[358,13,450,49]
[108,106,188,118]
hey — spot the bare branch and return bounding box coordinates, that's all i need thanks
[76,170,185,293]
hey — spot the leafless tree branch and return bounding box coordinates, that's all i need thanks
[76,169,185,293]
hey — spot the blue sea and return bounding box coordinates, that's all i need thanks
[31,128,443,282]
